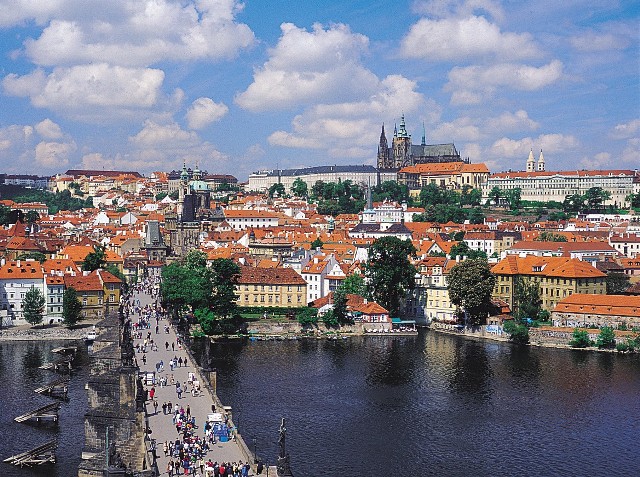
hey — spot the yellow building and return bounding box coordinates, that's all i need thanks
[64,269,123,319]
[236,267,307,308]
[491,255,607,312]
[398,162,489,194]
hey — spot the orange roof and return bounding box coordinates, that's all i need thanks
[237,266,305,285]
[0,260,44,279]
[400,162,489,175]
[491,169,636,179]
[351,301,389,315]
[554,294,640,317]
[491,255,606,278]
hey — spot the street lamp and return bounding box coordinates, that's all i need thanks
[253,437,257,464]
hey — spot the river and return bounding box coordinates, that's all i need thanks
[193,331,640,477]
[0,340,88,477]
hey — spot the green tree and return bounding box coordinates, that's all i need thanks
[503,320,530,344]
[311,238,323,249]
[569,328,592,348]
[290,178,308,198]
[331,288,351,325]
[25,210,40,227]
[488,186,502,206]
[513,278,542,321]
[585,187,610,211]
[82,244,107,271]
[156,192,168,201]
[365,237,416,318]
[606,273,631,294]
[339,273,366,296]
[626,193,640,208]
[505,188,522,210]
[372,181,410,203]
[596,326,616,349]
[62,287,83,327]
[535,232,568,242]
[460,186,482,206]
[16,252,47,263]
[447,259,496,326]
[296,308,318,326]
[268,183,286,198]
[322,309,339,329]
[449,241,487,260]
[563,194,585,213]
[22,286,45,326]
[209,258,240,319]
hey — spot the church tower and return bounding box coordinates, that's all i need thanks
[377,124,391,169]
[393,114,412,168]
[177,162,189,220]
[526,149,535,172]
[537,149,545,171]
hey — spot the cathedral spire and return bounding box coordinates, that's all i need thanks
[421,122,426,146]
[537,149,545,171]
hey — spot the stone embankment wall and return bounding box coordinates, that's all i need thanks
[0,325,89,341]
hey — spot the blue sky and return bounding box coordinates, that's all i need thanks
[0,0,637,180]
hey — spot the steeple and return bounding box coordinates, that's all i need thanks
[180,162,189,182]
[421,122,426,146]
[377,123,391,170]
[193,162,201,180]
[393,123,398,137]
[526,149,535,172]
[397,114,409,138]
[537,149,545,171]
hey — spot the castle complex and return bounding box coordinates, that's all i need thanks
[376,115,466,173]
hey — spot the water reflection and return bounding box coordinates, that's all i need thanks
[365,337,417,387]
[22,345,44,379]
[448,339,492,400]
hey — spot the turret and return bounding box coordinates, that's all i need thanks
[526,149,535,172]
[537,149,545,171]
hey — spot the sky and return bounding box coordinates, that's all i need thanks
[0,0,638,180]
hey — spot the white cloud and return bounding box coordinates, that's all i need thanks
[430,117,481,142]
[267,75,427,158]
[484,110,539,134]
[22,1,255,67]
[621,138,640,165]
[578,152,612,170]
[412,0,505,22]
[609,119,640,140]
[35,140,75,168]
[236,23,378,112]
[186,98,228,130]
[129,120,199,147]
[0,0,63,27]
[400,15,539,61]
[4,64,165,112]
[570,32,630,53]
[489,133,579,160]
[446,60,563,104]
[35,118,63,139]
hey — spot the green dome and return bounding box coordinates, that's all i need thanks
[190,180,209,192]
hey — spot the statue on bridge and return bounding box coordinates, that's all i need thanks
[276,417,294,477]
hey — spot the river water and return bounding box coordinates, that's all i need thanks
[193,331,639,477]
[0,340,88,477]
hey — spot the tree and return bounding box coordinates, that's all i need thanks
[290,178,308,198]
[209,258,240,319]
[606,273,631,294]
[596,327,616,349]
[513,277,542,321]
[488,187,502,206]
[505,188,522,210]
[16,252,47,263]
[503,320,530,344]
[311,238,323,249]
[585,187,610,211]
[365,237,416,318]
[268,183,286,198]
[447,259,496,326]
[535,232,567,242]
[22,286,45,326]
[82,244,107,271]
[372,181,409,203]
[25,210,40,228]
[448,241,487,260]
[339,273,366,296]
[626,193,640,209]
[62,287,83,327]
[296,308,318,326]
[563,194,585,213]
[331,288,351,325]
[460,186,482,206]
[569,329,592,348]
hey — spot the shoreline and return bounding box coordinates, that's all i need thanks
[0,322,98,341]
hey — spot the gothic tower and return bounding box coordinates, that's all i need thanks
[377,124,391,169]
[393,114,412,168]
[177,162,189,219]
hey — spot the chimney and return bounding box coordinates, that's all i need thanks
[456,255,460,263]
[0,258,5,267]
[16,260,20,267]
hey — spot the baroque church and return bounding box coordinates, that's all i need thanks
[377,115,466,172]
[165,163,224,257]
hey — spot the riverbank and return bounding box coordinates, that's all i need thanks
[0,321,98,341]
[428,322,640,354]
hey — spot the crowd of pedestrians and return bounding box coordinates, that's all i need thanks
[122,275,254,477]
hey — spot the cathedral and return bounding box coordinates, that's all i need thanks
[377,115,466,171]
[165,163,223,257]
